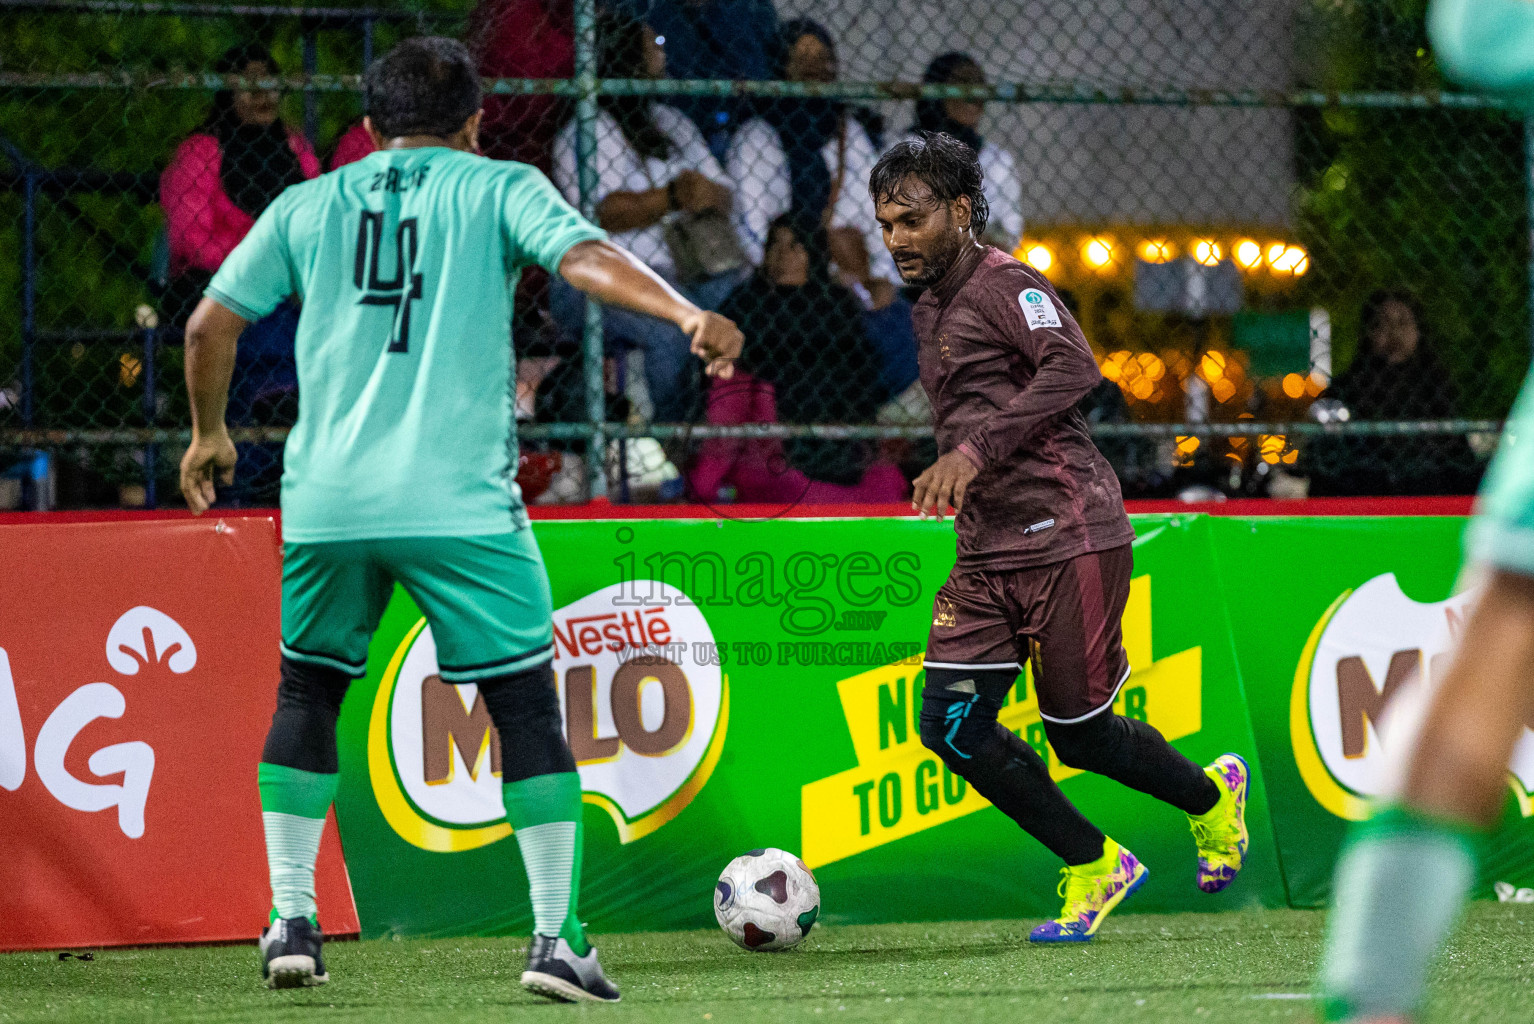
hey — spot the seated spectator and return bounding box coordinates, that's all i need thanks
[160,42,319,500]
[1307,289,1481,495]
[551,11,741,422]
[469,0,574,169]
[908,52,1023,251]
[613,0,780,157]
[689,214,906,503]
[727,20,918,404]
[161,43,319,323]
[337,0,573,172]
[329,119,375,169]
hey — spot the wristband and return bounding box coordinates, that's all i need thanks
[666,180,679,211]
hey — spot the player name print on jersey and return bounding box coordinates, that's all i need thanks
[1291,573,1534,821]
[799,574,1201,868]
[366,582,728,852]
[1019,288,1062,329]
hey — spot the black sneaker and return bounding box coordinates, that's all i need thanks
[520,935,620,1003]
[259,916,328,989]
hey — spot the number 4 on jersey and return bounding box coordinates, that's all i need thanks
[354,212,423,353]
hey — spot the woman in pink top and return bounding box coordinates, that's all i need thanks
[161,43,319,303]
[160,43,318,500]
[329,121,376,170]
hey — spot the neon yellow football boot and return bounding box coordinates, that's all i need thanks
[1028,838,1147,943]
[1191,753,1250,893]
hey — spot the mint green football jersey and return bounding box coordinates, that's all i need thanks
[1467,372,1534,574]
[207,147,605,543]
[1430,0,1534,571]
[1431,0,1534,101]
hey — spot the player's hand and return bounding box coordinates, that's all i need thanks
[682,310,744,378]
[912,449,980,521]
[180,429,237,515]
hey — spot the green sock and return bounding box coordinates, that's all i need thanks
[257,762,337,922]
[1317,805,1479,1022]
[504,772,588,955]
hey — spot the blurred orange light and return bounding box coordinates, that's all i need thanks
[1129,377,1155,400]
[1139,239,1175,263]
[1082,237,1115,269]
[1235,239,1262,269]
[119,352,143,388]
[1101,350,1132,382]
[1024,244,1054,273]
[1271,245,1309,275]
[1211,378,1237,403]
[1282,373,1307,399]
[1193,240,1222,266]
[1266,243,1288,267]
[1136,352,1167,381]
[1199,350,1227,382]
[1174,435,1200,467]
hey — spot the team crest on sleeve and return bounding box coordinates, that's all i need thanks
[1019,288,1062,329]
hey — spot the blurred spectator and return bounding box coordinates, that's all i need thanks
[613,0,780,156]
[468,0,574,169]
[160,42,318,500]
[1307,289,1481,496]
[329,120,375,169]
[727,19,918,403]
[691,214,905,503]
[908,52,1023,252]
[160,42,319,323]
[551,11,741,422]
[335,0,573,173]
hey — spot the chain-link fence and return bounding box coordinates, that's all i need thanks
[0,0,1526,509]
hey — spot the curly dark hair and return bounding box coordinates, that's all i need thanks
[365,36,482,140]
[868,130,990,237]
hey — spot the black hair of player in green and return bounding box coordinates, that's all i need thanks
[364,36,482,140]
[869,131,991,240]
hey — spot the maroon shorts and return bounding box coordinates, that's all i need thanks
[924,544,1133,723]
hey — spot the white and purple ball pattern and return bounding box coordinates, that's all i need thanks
[713,848,820,951]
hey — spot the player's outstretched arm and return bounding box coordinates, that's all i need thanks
[558,239,743,378]
[180,297,247,515]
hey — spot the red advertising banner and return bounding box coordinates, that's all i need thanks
[0,518,358,951]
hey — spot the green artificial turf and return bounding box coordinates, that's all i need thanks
[3,905,1534,1023]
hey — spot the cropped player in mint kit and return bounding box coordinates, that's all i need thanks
[178,37,742,1002]
[1317,4,1534,1021]
[869,134,1250,943]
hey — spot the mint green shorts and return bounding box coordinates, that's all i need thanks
[280,530,554,683]
[1468,370,1534,576]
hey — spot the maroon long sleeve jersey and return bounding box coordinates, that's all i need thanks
[912,244,1135,571]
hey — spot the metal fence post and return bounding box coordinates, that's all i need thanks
[1527,113,1534,364]
[21,170,36,428]
[361,17,374,105]
[572,0,605,500]
[142,326,157,508]
[301,24,318,146]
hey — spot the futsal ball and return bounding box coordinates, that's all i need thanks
[713,848,820,951]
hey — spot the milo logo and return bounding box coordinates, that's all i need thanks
[368,581,727,851]
[1292,573,1534,819]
